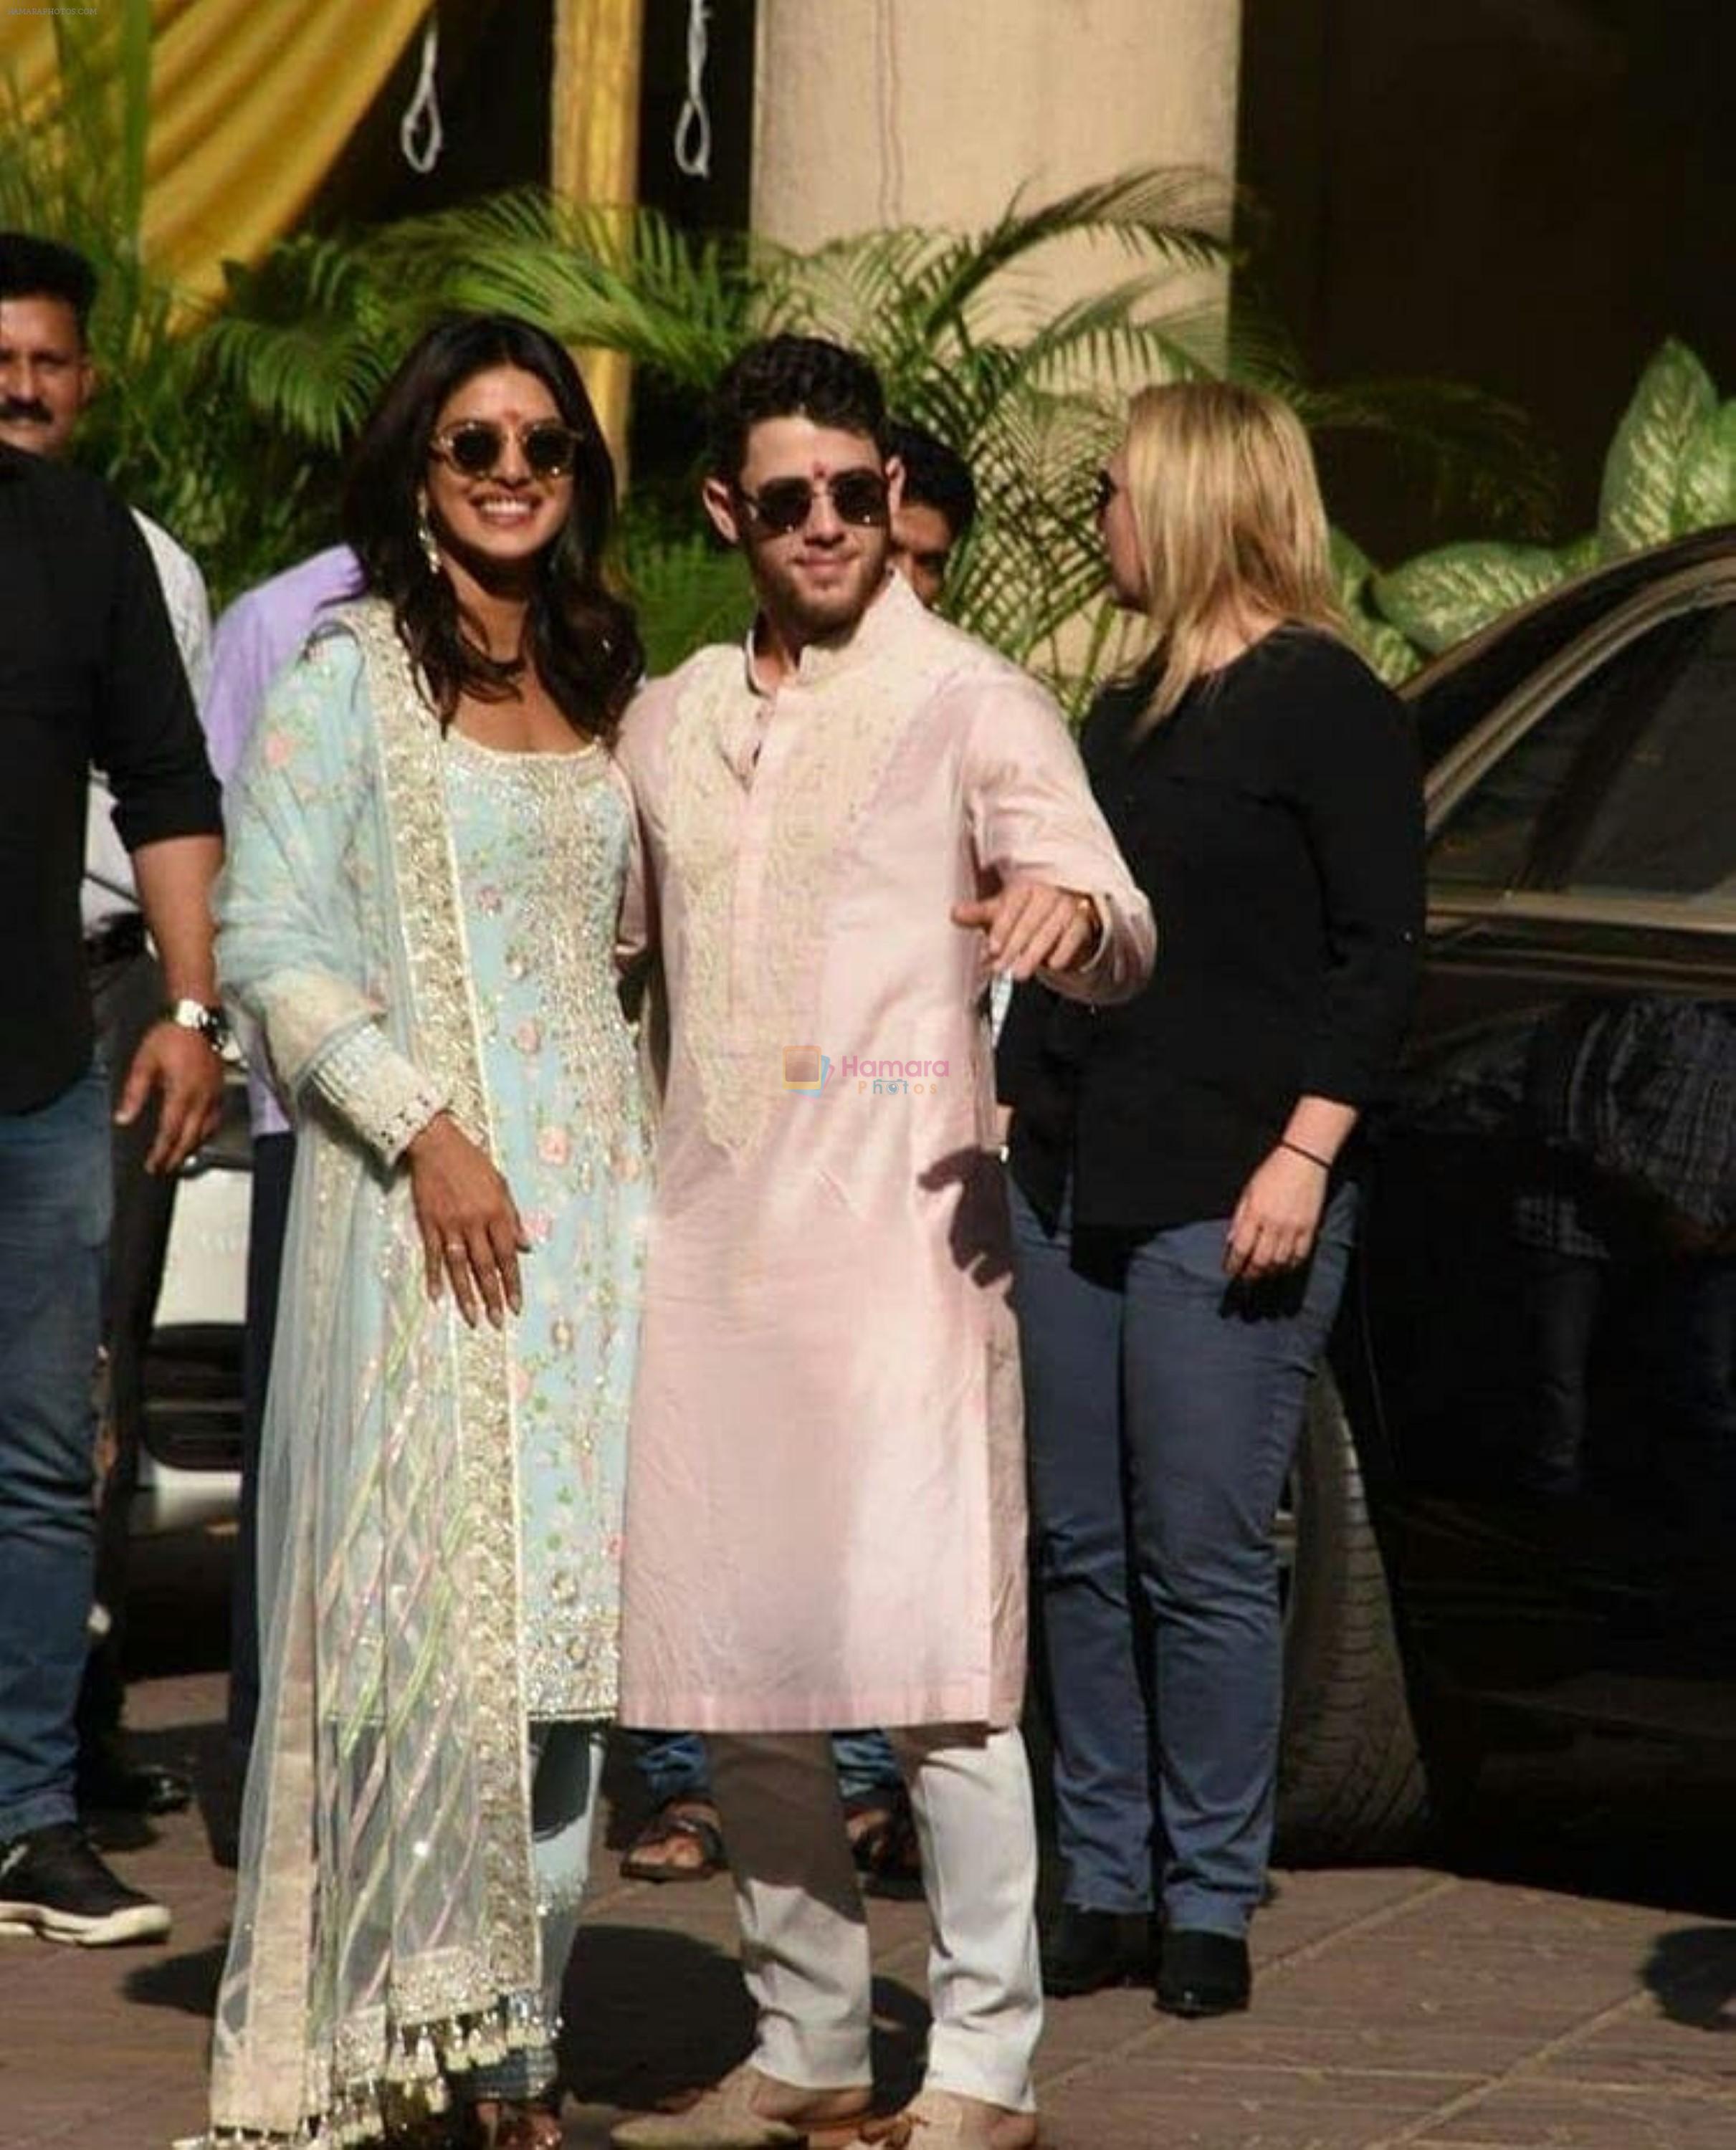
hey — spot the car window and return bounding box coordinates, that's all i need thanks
[1428,608,1710,891]
[1558,603,1736,904]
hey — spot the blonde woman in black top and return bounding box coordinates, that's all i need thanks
[999,381,1423,2017]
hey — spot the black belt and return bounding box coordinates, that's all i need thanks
[83,912,148,968]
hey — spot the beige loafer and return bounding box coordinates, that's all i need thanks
[610,2063,874,2150]
[899,2088,1039,2150]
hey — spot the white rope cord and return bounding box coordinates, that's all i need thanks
[399,16,444,176]
[673,0,712,179]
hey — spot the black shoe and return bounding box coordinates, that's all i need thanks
[1155,1928,1250,2017]
[1041,1904,1153,1997]
[77,1757,193,1817]
[0,1822,171,1945]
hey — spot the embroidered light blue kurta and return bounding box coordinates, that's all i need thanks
[442,730,649,1716]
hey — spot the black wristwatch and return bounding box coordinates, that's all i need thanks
[163,997,232,1055]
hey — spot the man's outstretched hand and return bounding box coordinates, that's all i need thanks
[953,882,1101,981]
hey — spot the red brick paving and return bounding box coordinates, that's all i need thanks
[1,1668,1733,2150]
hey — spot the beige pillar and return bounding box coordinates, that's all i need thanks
[752,0,1240,312]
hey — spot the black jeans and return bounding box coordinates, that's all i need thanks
[227,1129,296,1759]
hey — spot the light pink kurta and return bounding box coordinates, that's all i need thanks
[616,575,1154,1731]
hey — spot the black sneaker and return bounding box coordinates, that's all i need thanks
[0,1822,171,1945]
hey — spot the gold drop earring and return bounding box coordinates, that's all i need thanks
[416,492,442,576]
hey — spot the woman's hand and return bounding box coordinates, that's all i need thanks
[406,1112,530,1329]
[1224,1145,1330,1282]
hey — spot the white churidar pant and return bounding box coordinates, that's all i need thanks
[706,1725,1041,2112]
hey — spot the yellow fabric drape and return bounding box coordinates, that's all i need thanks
[0,0,429,307]
[551,0,644,469]
[2,0,652,464]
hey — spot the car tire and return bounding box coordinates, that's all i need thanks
[1275,1365,1431,1862]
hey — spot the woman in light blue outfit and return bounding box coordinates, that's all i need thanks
[205,317,649,2150]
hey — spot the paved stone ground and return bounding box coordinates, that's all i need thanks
[2,1534,1734,2150]
[3,1666,1735,2150]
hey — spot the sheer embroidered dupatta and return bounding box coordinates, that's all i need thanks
[204,603,540,2146]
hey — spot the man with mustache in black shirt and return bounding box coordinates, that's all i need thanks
[0,236,223,1946]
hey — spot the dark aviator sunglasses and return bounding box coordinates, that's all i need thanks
[430,418,583,482]
[734,468,890,537]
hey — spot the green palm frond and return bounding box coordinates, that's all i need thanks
[1010,287,1230,394]
[363,191,759,388]
[907,168,1234,344]
[1282,374,1558,538]
[200,234,402,449]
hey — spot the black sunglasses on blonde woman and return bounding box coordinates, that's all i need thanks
[429,419,583,480]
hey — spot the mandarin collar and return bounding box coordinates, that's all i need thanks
[740,570,912,697]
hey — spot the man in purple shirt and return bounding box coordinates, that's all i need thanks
[200,545,357,1825]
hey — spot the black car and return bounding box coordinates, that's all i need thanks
[1275,526,1736,1860]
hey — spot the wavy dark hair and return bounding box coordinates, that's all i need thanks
[887,418,977,538]
[706,334,888,482]
[344,314,642,740]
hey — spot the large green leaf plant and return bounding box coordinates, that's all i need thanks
[1354,340,1736,679]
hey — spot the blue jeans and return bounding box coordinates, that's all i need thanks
[0,1064,111,1840]
[1011,1178,1355,1936]
[633,1726,902,1808]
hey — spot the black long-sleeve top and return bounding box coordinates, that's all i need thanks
[2,446,221,1113]
[998,624,1424,1232]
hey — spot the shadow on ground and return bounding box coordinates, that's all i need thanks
[1643,1926,1736,2032]
[125,1939,228,2017]
[1436,1739,1736,1921]
[559,1926,928,2112]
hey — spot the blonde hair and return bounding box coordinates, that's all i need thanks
[1119,380,1342,725]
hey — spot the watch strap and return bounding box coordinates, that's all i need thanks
[164,997,231,1051]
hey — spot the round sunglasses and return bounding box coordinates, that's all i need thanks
[430,418,583,482]
[733,468,890,536]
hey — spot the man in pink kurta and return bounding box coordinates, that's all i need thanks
[612,338,1153,2150]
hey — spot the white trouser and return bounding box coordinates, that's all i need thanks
[706,1724,1041,2113]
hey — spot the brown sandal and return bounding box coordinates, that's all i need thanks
[619,1795,727,1883]
[473,2093,564,2148]
[844,1788,922,1891]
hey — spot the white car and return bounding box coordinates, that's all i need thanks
[87,779,250,1537]
[133,1062,250,1534]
